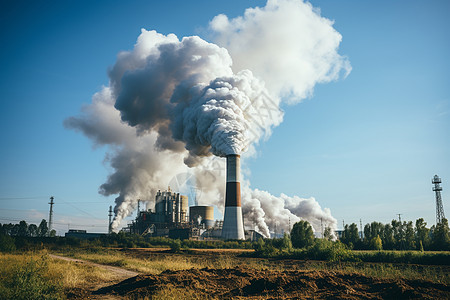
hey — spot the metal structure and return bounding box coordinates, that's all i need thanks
[221,154,245,240]
[108,206,113,234]
[432,175,445,224]
[48,196,54,236]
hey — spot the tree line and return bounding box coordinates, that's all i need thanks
[0,219,55,238]
[338,218,450,251]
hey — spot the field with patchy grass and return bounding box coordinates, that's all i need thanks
[2,248,449,299]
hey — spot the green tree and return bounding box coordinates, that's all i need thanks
[404,221,415,250]
[281,233,293,251]
[363,222,384,249]
[28,224,38,237]
[341,223,360,249]
[392,220,405,250]
[432,218,450,251]
[323,226,333,241]
[370,235,383,250]
[382,223,395,250]
[37,219,48,237]
[415,218,430,250]
[290,220,315,248]
[18,220,28,237]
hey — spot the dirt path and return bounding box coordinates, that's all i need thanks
[49,254,140,299]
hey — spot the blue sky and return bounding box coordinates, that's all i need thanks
[0,0,449,235]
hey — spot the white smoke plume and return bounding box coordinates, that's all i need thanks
[210,0,351,101]
[65,0,348,234]
[241,182,337,237]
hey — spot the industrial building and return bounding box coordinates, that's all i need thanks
[123,187,219,240]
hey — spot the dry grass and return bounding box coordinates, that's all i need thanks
[58,249,268,275]
[0,250,118,299]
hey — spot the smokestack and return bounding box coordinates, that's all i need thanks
[222,154,245,239]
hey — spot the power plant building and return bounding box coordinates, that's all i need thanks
[124,188,219,239]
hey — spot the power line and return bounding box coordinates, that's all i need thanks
[0,217,107,227]
[0,196,48,201]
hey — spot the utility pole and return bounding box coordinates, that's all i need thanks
[432,175,445,224]
[342,220,345,230]
[321,218,324,238]
[397,214,402,223]
[48,196,54,236]
[108,206,113,234]
[360,219,363,239]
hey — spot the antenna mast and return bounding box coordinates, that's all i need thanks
[432,175,445,224]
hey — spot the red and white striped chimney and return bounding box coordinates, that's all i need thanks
[221,154,245,239]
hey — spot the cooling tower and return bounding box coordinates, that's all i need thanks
[221,154,245,239]
[189,206,214,229]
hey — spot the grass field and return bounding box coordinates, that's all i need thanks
[1,248,449,299]
[57,248,450,284]
[0,250,117,300]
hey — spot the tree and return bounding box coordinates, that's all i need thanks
[323,226,333,241]
[28,224,38,237]
[382,223,395,250]
[38,219,48,237]
[415,218,430,250]
[281,233,293,251]
[370,235,383,250]
[363,222,384,249]
[290,220,315,248]
[404,221,415,250]
[392,220,405,250]
[18,220,28,237]
[432,218,450,251]
[341,223,360,249]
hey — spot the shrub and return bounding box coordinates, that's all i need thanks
[0,234,16,252]
[170,239,182,253]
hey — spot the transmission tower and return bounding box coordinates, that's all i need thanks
[108,206,113,234]
[48,196,54,236]
[432,175,445,224]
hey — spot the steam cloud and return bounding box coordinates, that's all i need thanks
[65,0,349,235]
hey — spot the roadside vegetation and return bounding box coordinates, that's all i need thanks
[0,250,116,300]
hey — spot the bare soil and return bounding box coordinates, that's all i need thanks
[94,266,450,299]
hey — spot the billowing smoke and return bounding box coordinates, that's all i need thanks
[65,0,349,235]
[241,182,338,237]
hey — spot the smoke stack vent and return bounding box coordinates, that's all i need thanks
[222,154,245,239]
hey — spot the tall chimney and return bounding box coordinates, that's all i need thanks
[221,154,245,239]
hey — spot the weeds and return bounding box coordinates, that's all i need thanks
[0,252,63,300]
[0,250,117,300]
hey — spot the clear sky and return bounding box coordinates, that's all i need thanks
[1,0,449,235]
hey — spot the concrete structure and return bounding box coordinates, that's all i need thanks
[189,206,214,228]
[221,154,245,240]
